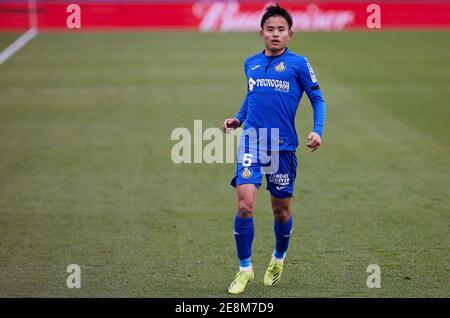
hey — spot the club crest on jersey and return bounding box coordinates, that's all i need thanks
[241,167,252,179]
[275,62,286,72]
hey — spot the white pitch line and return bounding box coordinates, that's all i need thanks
[0,27,38,66]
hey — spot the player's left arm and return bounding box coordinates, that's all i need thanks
[297,57,326,152]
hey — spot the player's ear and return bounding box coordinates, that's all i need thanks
[288,30,293,39]
[259,29,264,39]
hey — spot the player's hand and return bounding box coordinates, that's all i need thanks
[222,118,240,133]
[306,132,321,152]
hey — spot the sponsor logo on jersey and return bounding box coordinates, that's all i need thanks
[248,77,256,91]
[251,65,261,71]
[248,77,290,92]
[306,61,318,83]
[241,167,252,179]
[275,62,286,72]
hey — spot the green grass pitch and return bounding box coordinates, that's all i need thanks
[0,31,448,297]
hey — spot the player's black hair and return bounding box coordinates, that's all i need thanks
[260,4,293,30]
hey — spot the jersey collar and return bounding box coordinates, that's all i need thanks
[262,47,289,59]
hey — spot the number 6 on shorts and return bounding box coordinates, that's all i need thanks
[242,153,253,167]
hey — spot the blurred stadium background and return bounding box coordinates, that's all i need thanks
[0,0,449,297]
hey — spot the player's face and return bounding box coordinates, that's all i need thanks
[260,16,293,56]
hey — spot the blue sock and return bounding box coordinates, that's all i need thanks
[234,214,254,268]
[274,216,293,259]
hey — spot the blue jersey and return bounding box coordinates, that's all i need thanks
[235,48,326,152]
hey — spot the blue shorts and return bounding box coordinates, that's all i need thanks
[230,151,297,199]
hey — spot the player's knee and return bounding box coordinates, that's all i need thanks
[237,200,254,218]
[273,206,291,221]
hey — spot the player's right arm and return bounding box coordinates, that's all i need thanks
[223,60,250,133]
[223,93,248,133]
[222,117,241,133]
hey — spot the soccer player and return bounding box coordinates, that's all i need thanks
[222,4,326,294]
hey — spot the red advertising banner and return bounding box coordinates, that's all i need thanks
[1,1,449,31]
